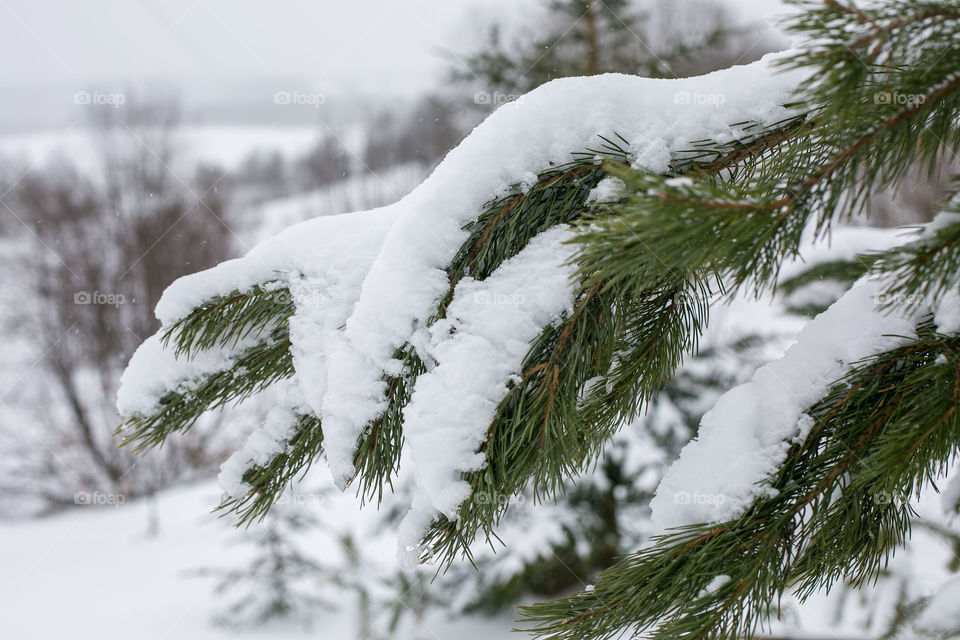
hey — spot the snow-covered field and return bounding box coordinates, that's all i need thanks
[240,162,427,245]
[2,472,956,639]
[0,124,331,172]
[0,479,516,639]
[1,30,958,639]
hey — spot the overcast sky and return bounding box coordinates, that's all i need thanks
[0,0,789,132]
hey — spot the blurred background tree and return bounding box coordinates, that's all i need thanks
[0,97,234,516]
[452,0,770,94]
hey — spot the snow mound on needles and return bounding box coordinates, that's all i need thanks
[122,51,808,557]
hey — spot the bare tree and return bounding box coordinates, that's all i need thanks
[362,95,468,173]
[0,97,234,515]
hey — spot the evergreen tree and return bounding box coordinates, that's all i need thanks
[436,317,792,612]
[433,0,795,612]
[118,1,960,638]
[193,495,339,629]
[453,0,739,94]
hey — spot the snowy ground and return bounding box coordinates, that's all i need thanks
[0,479,516,640]
[239,162,426,245]
[2,63,958,639]
[0,124,331,172]
[2,472,956,639]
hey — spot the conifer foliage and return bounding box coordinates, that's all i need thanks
[193,498,338,629]
[521,2,960,638]
[453,0,735,92]
[118,1,960,638]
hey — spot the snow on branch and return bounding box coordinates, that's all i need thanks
[118,52,807,555]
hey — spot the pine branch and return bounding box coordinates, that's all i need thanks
[779,258,874,316]
[123,113,814,548]
[120,331,294,452]
[520,323,960,640]
[161,283,293,357]
[672,113,812,177]
[872,188,960,307]
[348,141,631,510]
[521,6,960,635]
[350,344,423,505]
[217,413,324,525]
[417,125,805,563]
[117,8,960,629]
[578,2,960,305]
[119,283,296,451]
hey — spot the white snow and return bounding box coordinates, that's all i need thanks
[586,176,626,203]
[218,384,305,499]
[0,479,518,640]
[778,225,908,282]
[319,52,806,489]
[117,332,259,418]
[120,205,394,423]
[916,576,960,635]
[4,473,953,640]
[126,51,810,550]
[649,214,960,531]
[783,279,850,311]
[698,574,731,598]
[925,210,960,235]
[650,279,923,530]
[397,226,579,557]
[934,289,960,335]
[877,210,960,336]
[154,206,394,327]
